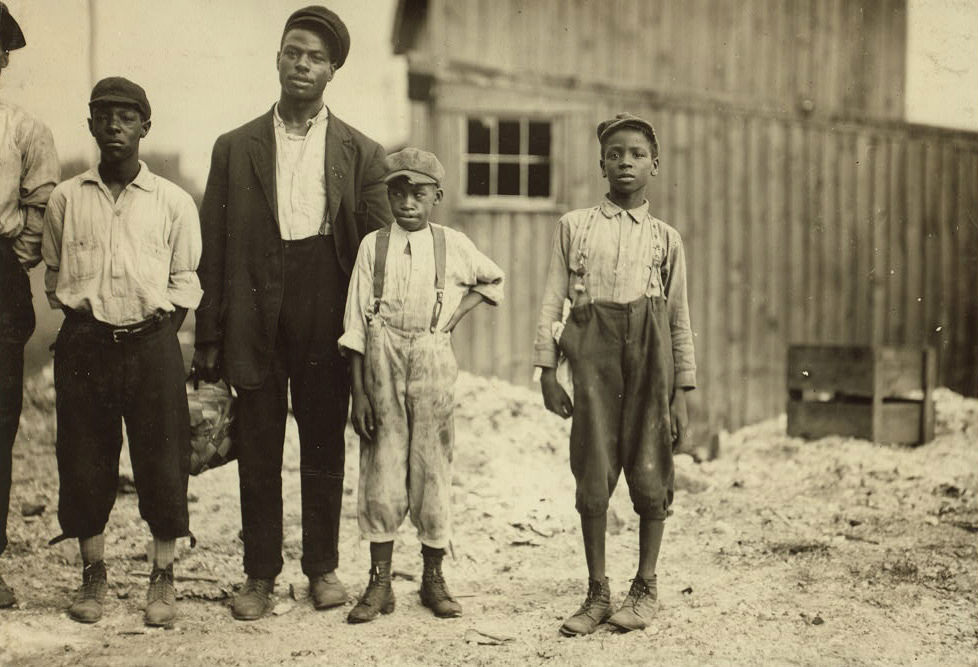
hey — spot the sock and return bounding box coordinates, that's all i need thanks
[79,535,105,565]
[421,544,444,560]
[153,538,176,569]
[637,518,665,581]
[580,513,607,581]
[369,541,393,564]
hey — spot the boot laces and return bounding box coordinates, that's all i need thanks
[80,563,106,599]
[148,567,174,604]
[578,578,606,614]
[243,578,274,597]
[623,576,655,608]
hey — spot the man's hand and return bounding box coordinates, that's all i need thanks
[441,291,486,333]
[191,343,222,383]
[351,387,375,440]
[670,388,690,452]
[540,368,573,419]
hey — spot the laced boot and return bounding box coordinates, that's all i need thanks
[68,561,108,624]
[231,577,275,621]
[144,564,177,627]
[419,551,462,618]
[559,577,612,636]
[0,573,16,609]
[347,561,394,623]
[608,575,659,632]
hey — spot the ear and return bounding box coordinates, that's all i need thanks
[326,62,336,82]
[140,119,152,138]
[275,50,282,70]
[87,117,95,138]
[433,187,444,206]
[650,157,659,177]
[599,158,607,179]
[0,51,9,69]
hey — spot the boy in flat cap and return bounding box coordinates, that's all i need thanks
[340,148,504,623]
[41,77,202,627]
[534,113,696,635]
[0,2,60,610]
[192,5,392,621]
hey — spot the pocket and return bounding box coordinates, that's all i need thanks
[66,238,99,281]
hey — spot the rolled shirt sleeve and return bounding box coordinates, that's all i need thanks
[12,114,60,268]
[459,234,505,306]
[664,233,697,389]
[338,232,375,356]
[533,216,572,369]
[166,191,203,310]
[41,186,66,310]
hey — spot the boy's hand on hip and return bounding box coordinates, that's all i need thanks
[351,388,376,441]
[540,368,573,419]
[670,389,689,452]
[441,292,485,333]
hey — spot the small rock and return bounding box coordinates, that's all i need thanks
[924,516,939,526]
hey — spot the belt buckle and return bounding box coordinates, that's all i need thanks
[111,327,127,343]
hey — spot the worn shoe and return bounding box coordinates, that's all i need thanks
[309,570,348,609]
[419,554,462,618]
[607,575,659,632]
[231,577,275,621]
[144,564,177,627]
[347,561,395,623]
[68,561,108,624]
[0,574,16,608]
[559,577,612,636]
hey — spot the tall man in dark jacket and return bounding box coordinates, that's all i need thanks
[192,5,392,621]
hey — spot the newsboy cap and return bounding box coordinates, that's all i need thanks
[89,77,151,119]
[0,3,26,51]
[384,147,445,186]
[283,5,350,69]
[596,112,658,156]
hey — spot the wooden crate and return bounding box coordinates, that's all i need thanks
[786,345,936,445]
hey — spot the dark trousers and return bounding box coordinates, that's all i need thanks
[235,235,350,579]
[0,238,33,556]
[559,296,676,519]
[54,314,190,540]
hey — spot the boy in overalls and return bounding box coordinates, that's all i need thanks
[339,148,504,623]
[534,113,696,635]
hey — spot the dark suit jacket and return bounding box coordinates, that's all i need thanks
[194,107,392,389]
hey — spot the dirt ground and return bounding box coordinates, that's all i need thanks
[1,364,976,666]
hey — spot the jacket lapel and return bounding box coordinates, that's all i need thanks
[325,114,354,227]
[248,108,278,222]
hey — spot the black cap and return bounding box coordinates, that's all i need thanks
[89,77,151,120]
[596,112,659,157]
[283,5,350,69]
[0,3,26,51]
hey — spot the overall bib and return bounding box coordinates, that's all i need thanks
[358,226,457,549]
[558,211,676,520]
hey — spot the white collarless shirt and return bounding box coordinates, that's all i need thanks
[273,103,330,240]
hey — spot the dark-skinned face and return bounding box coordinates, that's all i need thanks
[88,103,150,164]
[277,28,335,102]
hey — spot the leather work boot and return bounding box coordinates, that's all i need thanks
[347,561,395,623]
[144,564,177,627]
[607,575,659,632]
[419,553,462,618]
[309,570,348,610]
[231,577,275,621]
[68,561,108,624]
[559,577,612,636]
[0,574,16,609]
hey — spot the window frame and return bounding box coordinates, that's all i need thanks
[458,114,558,211]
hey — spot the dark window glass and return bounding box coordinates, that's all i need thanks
[467,162,490,196]
[498,121,520,155]
[467,118,491,154]
[528,163,551,198]
[498,162,520,195]
[528,122,551,157]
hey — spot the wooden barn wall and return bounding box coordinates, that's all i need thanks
[431,99,978,432]
[421,0,907,121]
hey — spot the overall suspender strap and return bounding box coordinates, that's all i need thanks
[572,208,598,302]
[372,228,391,314]
[430,224,447,332]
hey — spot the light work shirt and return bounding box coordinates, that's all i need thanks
[41,161,203,326]
[273,102,330,240]
[0,101,59,267]
[534,197,697,389]
[339,222,505,356]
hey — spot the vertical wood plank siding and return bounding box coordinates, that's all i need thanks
[424,0,907,120]
[444,102,978,431]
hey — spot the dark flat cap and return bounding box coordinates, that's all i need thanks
[597,112,659,156]
[0,3,26,51]
[89,77,151,120]
[284,5,350,68]
[384,147,445,185]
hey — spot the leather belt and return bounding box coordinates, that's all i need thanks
[63,309,171,343]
